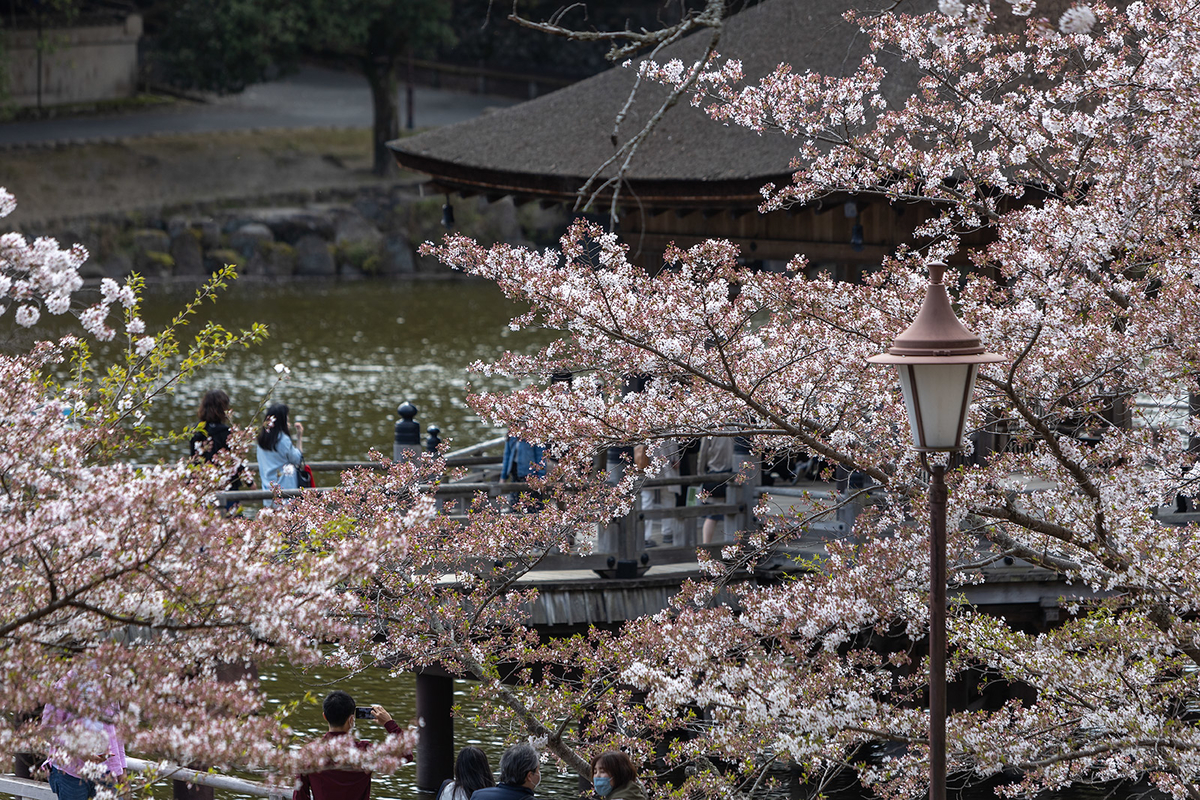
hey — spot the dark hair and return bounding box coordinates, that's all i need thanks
[590,751,636,792]
[197,389,230,426]
[323,690,355,727]
[454,746,495,798]
[257,403,290,451]
[498,744,539,786]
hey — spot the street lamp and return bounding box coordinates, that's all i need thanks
[866,261,1004,800]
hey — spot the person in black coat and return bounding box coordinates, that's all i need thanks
[189,388,243,509]
[189,389,233,461]
[470,744,540,800]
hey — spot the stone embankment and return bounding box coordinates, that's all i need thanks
[29,184,564,282]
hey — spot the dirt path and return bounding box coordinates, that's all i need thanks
[0,128,418,228]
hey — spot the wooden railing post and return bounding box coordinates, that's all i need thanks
[599,446,644,577]
[730,438,760,543]
[174,776,214,800]
[598,446,629,556]
[620,493,642,564]
[415,670,455,792]
[172,660,256,800]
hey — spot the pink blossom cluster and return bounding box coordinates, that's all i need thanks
[413,1,1200,794]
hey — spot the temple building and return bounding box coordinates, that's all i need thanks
[389,0,1007,275]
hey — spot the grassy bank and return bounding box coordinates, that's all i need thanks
[0,127,419,227]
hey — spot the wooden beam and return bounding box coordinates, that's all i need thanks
[633,232,898,264]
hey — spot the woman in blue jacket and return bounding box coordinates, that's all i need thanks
[256,402,304,507]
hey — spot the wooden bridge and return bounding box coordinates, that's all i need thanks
[7,412,1192,800]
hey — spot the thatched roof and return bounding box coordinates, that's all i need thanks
[389,0,933,206]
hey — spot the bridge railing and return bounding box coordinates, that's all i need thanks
[187,406,866,575]
[0,757,288,800]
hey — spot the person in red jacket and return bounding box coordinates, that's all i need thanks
[294,690,401,800]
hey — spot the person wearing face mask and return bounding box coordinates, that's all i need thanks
[590,751,646,800]
[471,744,540,800]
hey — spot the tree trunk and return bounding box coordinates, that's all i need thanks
[364,58,401,178]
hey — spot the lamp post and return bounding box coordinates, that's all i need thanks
[866,261,1004,800]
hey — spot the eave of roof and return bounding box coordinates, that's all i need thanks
[390,0,931,202]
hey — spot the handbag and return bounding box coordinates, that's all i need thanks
[298,462,316,489]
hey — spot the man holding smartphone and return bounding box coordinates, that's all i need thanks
[293,690,401,800]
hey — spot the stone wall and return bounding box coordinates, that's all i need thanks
[3,15,142,107]
[30,185,566,282]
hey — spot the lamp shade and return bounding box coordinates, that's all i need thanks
[867,262,1004,452]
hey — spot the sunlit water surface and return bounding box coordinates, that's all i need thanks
[129,278,551,463]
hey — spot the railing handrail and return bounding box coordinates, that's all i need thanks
[125,757,289,799]
[443,436,507,459]
[0,758,289,800]
[235,455,502,472]
[215,472,744,503]
[0,773,54,800]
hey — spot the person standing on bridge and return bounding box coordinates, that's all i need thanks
[257,402,304,508]
[189,389,233,462]
[470,744,540,800]
[293,690,401,800]
[41,678,126,800]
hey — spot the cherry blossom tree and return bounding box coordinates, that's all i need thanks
[400,1,1200,797]
[0,187,415,791]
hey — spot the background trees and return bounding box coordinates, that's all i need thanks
[150,0,454,176]
[300,0,455,176]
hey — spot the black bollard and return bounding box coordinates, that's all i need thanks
[393,401,421,461]
[415,671,455,792]
[426,425,441,453]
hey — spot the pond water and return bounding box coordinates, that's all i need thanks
[130,278,552,463]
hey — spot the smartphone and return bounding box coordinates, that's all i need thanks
[355,706,374,720]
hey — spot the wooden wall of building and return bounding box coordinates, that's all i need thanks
[622,196,995,277]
